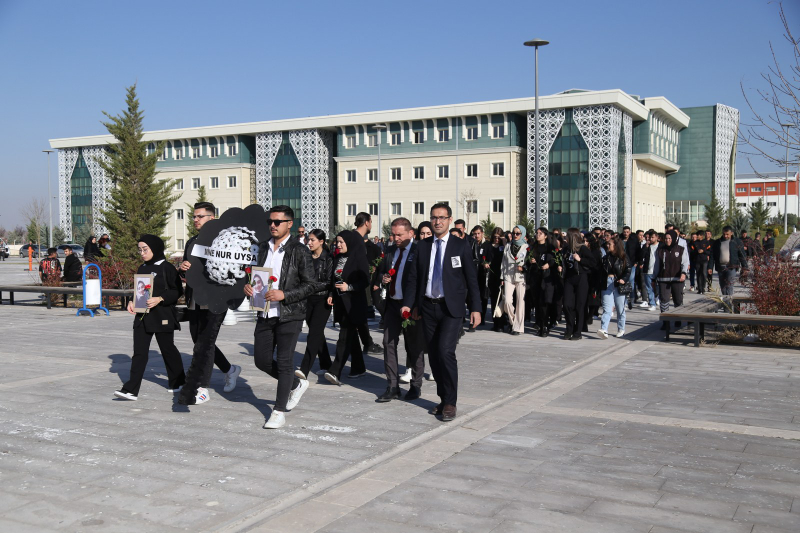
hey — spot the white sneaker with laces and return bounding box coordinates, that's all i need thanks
[286,379,309,411]
[194,387,210,404]
[263,411,285,429]
[597,329,609,339]
[638,301,649,308]
[114,390,137,401]
[648,305,657,311]
[616,330,625,338]
[399,369,412,384]
[223,365,241,393]
[324,372,342,386]
[294,369,307,380]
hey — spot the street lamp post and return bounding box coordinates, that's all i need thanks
[781,123,793,234]
[524,39,549,227]
[373,124,387,235]
[43,149,54,247]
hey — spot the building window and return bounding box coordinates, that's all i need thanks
[413,166,424,180]
[210,177,219,189]
[438,129,450,142]
[391,133,401,146]
[158,149,166,161]
[346,170,357,183]
[175,147,183,160]
[229,143,237,156]
[768,202,777,207]
[467,127,478,140]
[347,136,356,149]
[210,146,219,158]
[176,209,184,220]
[192,147,200,159]
[493,125,505,138]
[347,204,357,216]
[492,162,505,177]
[767,186,777,192]
[465,200,477,214]
[174,179,184,190]
[414,202,425,215]
[391,168,402,181]
[437,165,449,179]
[414,131,424,144]
[192,177,200,190]
[368,168,378,182]
[466,164,478,178]
[736,187,747,193]
[492,199,504,213]
[752,187,761,192]
[737,203,746,207]
[177,239,185,250]
[390,202,401,215]
[368,203,378,215]
[228,176,237,188]
[368,134,377,147]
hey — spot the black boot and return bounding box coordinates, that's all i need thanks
[376,387,402,403]
[404,385,421,401]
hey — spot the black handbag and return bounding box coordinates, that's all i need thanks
[615,279,633,295]
[175,306,192,322]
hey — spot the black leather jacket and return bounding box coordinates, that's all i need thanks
[310,248,334,298]
[602,254,632,284]
[255,236,325,322]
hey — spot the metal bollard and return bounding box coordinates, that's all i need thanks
[222,308,238,326]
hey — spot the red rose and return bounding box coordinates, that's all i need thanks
[381,253,385,258]
[402,310,410,319]
[388,268,397,276]
[245,267,252,274]
[144,285,152,290]
[336,269,343,274]
[269,276,278,283]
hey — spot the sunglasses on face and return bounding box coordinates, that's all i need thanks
[512,232,522,236]
[269,219,290,226]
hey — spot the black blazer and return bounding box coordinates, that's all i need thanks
[133,260,182,333]
[405,234,481,318]
[378,241,418,301]
[330,254,369,324]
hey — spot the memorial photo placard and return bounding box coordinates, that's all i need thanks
[132,274,154,313]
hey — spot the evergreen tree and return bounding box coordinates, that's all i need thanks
[727,207,750,236]
[99,84,177,267]
[186,185,210,238]
[747,198,771,232]
[479,212,497,237]
[703,191,727,237]
[53,227,68,246]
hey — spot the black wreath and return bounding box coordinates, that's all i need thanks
[185,204,271,314]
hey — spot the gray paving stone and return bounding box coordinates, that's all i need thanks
[654,492,739,519]
[585,500,754,533]
[734,505,800,530]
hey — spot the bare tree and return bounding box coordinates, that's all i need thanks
[459,188,479,229]
[22,197,48,247]
[740,3,799,168]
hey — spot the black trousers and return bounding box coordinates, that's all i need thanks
[421,298,462,406]
[189,309,231,377]
[382,298,425,388]
[658,281,684,313]
[563,274,588,336]
[178,309,225,404]
[695,263,708,294]
[123,328,185,396]
[329,314,367,379]
[357,321,375,350]
[299,296,332,376]
[551,278,564,324]
[635,267,646,302]
[253,317,303,412]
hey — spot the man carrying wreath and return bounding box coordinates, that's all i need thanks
[375,217,425,402]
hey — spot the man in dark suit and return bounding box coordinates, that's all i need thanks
[403,203,481,422]
[376,217,424,402]
[469,225,492,331]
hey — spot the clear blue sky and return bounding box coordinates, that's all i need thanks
[0,0,797,229]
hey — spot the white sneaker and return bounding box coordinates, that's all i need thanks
[223,365,241,393]
[638,301,649,308]
[294,369,307,380]
[425,373,435,381]
[195,387,210,404]
[597,330,609,339]
[263,411,285,429]
[648,306,657,311]
[324,372,342,386]
[114,390,137,401]
[616,330,625,338]
[286,379,309,411]
[399,369,412,384]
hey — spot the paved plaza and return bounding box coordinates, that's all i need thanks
[0,258,799,532]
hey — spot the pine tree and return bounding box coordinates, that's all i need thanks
[480,212,497,237]
[727,207,750,236]
[703,191,727,237]
[186,185,210,238]
[99,84,178,267]
[747,198,771,232]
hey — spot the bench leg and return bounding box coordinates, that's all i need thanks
[63,294,67,308]
[46,292,52,310]
[10,292,14,305]
[694,322,700,347]
[700,322,705,343]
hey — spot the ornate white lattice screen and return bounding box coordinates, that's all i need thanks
[574,105,622,229]
[57,148,80,241]
[82,146,111,236]
[623,113,633,227]
[290,129,334,232]
[714,104,739,208]
[526,108,565,225]
[255,132,283,208]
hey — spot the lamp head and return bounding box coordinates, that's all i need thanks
[524,39,549,47]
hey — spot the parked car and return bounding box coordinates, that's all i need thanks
[19,244,48,259]
[0,241,8,259]
[57,244,84,258]
[778,244,800,263]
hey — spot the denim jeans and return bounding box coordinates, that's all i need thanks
[644,273,657,306]
[600,276,627,333]
[627,265,637,302]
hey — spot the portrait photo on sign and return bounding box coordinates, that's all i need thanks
[249,266,274,312]
[132,274,154,313]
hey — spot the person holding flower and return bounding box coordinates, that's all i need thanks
[500,225,529,335]
[296,228,334,379]
[115,235,186,401]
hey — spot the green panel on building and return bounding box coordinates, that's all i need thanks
[669,106,715,204]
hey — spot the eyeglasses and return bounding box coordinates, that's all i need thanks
[430,216,450,222]
[192,214,211,220]
[269,219,291,226]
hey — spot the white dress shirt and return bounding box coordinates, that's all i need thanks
[261,237,287,318]
[390,244,411,301]
[425,233,450,298]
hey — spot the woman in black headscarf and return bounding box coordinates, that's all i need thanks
[114,234,186,401]
[324,230,370,385]
[656,230,688,331]
[84,236,101,262]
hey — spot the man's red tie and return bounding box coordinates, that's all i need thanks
[389,248,405,297]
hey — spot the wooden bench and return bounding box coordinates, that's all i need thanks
[660,296,800,346]
[0,285,133,310]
